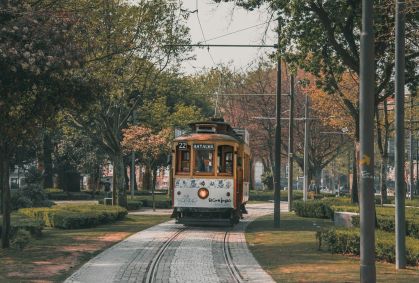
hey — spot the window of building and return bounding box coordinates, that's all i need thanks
[194,144,214,174]
[10,178,19,190]
[176,143,190,174]
[217,145,234,175]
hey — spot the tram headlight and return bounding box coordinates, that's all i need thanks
[197,188,209,199]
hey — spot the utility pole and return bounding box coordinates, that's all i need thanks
[359,0,376,281]
[303,94,309,202]
[288,74,295,212]
[395,0,406,269]
[273,16,281,227]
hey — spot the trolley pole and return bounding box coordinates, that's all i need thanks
[395,0,406,269]
[303,94,309,202]
[287,74,295,211]
[359,0,376,282]
[273,17,281,227]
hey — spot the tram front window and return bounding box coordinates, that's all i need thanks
[176,143,190,174]
[217,145,233,175]
[194,149,214,174]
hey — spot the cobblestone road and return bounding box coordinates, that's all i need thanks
[65,202,285,283]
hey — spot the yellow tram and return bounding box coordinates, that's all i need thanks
[170,118,250,225]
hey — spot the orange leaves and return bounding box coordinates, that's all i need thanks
[305,72,359,137]
[121,126,171,162]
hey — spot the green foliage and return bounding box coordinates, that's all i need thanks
[351,212,419,239]
[261,170,273,190]
[11,167,53,210]
[98,199,143,211]
[19,205,127,229]
[0,213,43,238]
[293,200,335,219]
[46,191,97,201]
[11,229,31,251]
[318,228,419,266]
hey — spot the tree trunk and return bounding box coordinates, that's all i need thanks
[1,151,11,248]
[133,163,138,191]
[351,143,359,203]
[152,167,157,211]
[313,166,322,194]
[42,132,53,189]
[112,152,127,208]
[143,164,152,191]
[380,157,388,204]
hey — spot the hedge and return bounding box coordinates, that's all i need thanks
[0,213,43,238]
[47,191,99,200]
[98,199,144,211]
[19,205,127,229]
[351,214,419,239]
[293,200,335,219]
[294,199,419,238]
[318,228,419,266]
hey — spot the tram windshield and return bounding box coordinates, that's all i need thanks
[176,143,190,173]
[217,145,233,175]
[194,144,214,174]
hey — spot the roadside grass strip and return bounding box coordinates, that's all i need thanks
[0,214,169,282]
[246,213,419,283]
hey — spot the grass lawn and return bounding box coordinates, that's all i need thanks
[0,214,169,282]
[246,213,419,283]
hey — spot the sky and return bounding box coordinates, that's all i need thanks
[180,1,277,74]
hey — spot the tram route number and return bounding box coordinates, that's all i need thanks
[178,142,187,150]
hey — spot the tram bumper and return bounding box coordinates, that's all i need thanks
[173,207,238,226]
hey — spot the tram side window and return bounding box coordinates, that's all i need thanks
[176,145,190,173]
[217,145,233,175]
[194,149,214,174]
[244,154,250,182]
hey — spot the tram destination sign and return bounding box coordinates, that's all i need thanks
[193,144,214,150]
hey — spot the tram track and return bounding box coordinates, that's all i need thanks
[223,231,244,283]
[143,227,187,283]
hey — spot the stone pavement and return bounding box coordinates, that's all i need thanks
[65,202,286,283]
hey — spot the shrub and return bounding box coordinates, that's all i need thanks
[249,190,304,202]
[0,213,43,238]
[19,205,127,229]
[352,214,419,239]
[47,191,94,200]
[261,170,273,190]
[318,228,419,266]
[11,184,53,210]
[127,201,142,210]
[11,229,31,250]
[293,200,334,219]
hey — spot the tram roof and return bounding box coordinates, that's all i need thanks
[174,133,240,143]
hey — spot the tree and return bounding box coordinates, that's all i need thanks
[0,1,93,248]
[64,0,191,207]
[122,126,171,199]
[215,0,419,202]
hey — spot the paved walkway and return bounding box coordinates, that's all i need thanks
[65,202,286,283]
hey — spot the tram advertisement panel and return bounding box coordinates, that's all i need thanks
[174,178,234,208]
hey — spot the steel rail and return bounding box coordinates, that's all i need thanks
[144,228,186,283]
[223,231,244,283]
